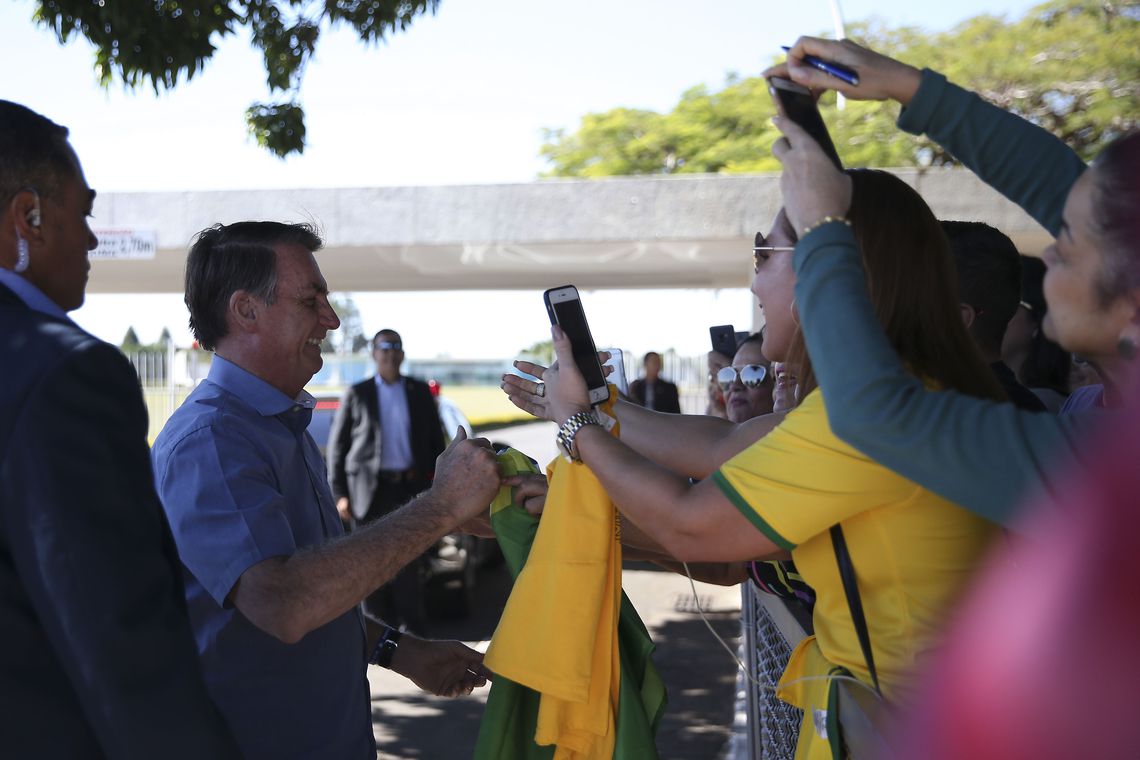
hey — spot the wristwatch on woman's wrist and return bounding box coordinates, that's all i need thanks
[555,410,601,462]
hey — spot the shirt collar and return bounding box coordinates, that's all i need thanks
[0,269,72,322]
[209,355,316,417]
[374,374,403,388]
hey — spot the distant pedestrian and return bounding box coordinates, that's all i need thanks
[327,329,447,633]
[629,351,681,413]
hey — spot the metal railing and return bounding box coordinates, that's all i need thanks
[741,585,809,760]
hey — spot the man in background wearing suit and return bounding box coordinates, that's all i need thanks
[328,329,447,632]
[629,351,682,413]
[0,100,240,758]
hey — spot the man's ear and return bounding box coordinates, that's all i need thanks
[959,303,976,330]
[9,190,43,242]
[228,290,260,334]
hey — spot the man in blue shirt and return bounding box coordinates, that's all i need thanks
[152,221,503,759]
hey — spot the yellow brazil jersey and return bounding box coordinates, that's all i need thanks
[712,389,999,703]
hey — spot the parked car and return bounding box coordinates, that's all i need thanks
[306,388,500,618]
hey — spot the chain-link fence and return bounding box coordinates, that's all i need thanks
[741,584,807,760]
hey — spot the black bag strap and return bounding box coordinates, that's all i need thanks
[830,524,882,698]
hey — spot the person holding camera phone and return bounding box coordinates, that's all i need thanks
[763,36,1140,525]
[506,162,1006,759]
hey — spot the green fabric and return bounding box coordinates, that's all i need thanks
[790,70,1098,527]
[474,449,666,759]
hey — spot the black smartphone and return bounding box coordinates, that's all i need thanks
[543,285,610,405]
[710,325,737,358]
[768,76,843,169]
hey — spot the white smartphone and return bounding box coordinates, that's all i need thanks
[543,285,610,406]
[599,347,628,396]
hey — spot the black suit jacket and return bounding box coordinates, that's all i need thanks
[327,375,446,520]
[0,283,240,759]
[629,377,682,414]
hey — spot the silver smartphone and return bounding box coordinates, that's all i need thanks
[599,347,628,396]
[543,285,610,406]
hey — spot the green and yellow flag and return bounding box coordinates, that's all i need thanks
[474,447,666,760]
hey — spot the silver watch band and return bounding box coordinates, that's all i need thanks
[556,410,600,462]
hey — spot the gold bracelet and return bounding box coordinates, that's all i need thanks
[800,215,852,238]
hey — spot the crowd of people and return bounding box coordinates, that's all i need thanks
[503,35,1140,760]
[2,32,1137,760]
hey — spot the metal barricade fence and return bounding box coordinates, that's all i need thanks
[741,583,806,759]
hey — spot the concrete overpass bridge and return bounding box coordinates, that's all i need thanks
[87,169,1052,295]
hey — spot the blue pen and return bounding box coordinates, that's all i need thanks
[781,46,860,86]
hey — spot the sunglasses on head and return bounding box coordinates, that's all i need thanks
[716,364,769,391]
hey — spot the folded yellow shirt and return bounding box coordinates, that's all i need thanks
[485,402,625,759]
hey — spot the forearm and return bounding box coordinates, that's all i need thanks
[899,69,1086,235]
[650,560,749,587]
[236,489,460,643]
[611,398,741,478]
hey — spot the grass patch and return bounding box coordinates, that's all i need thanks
[442,386,532,427]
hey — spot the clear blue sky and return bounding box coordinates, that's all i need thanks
[7,0,1045,360]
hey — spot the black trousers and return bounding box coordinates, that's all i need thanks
[356,478,429,633]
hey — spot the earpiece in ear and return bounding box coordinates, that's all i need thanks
[28,206,41,228]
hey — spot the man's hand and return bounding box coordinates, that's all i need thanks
[513,473,549,517]
[335,496,351,523]
[431,428,502,523]
[390,636,492,698]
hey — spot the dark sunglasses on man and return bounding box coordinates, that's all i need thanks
[716,364,769,392]
[374,341,402,351]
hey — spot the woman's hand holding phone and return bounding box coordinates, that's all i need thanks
[771,116,852,236]
[502,348,614,423]
[763,36,922,106]
[542,325,595,425]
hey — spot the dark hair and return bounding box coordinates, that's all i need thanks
[734,331,766,357]
[643,351,661,364]
[787,169,1006,403]
[373,329,402,346]
[1091,130,1140,303]
[185,221,323,350]
[1015,256,1071,395]
[0,101,76,206]
[941,220,1021,355]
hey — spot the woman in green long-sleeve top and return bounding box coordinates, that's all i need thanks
[763,37,1140,527]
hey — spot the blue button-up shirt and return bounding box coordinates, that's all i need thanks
[152,356,373,759]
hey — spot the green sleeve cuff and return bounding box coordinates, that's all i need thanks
[897,68,948,137]
[711,470,796,551]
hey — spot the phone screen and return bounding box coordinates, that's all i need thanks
[545,287,608,403]
[769,78,843,169]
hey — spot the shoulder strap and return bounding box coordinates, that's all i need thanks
[830,524,882,697]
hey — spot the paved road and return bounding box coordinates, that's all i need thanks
[369,423,743,758]
[369,564,741,759]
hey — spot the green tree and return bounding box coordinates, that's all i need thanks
[322,293,367,353]
[541,1,1140,175]
[520,339,554,365]
[120,326,141,351]
[31,0,438,157]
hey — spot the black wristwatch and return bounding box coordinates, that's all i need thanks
[369,626,403,669]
